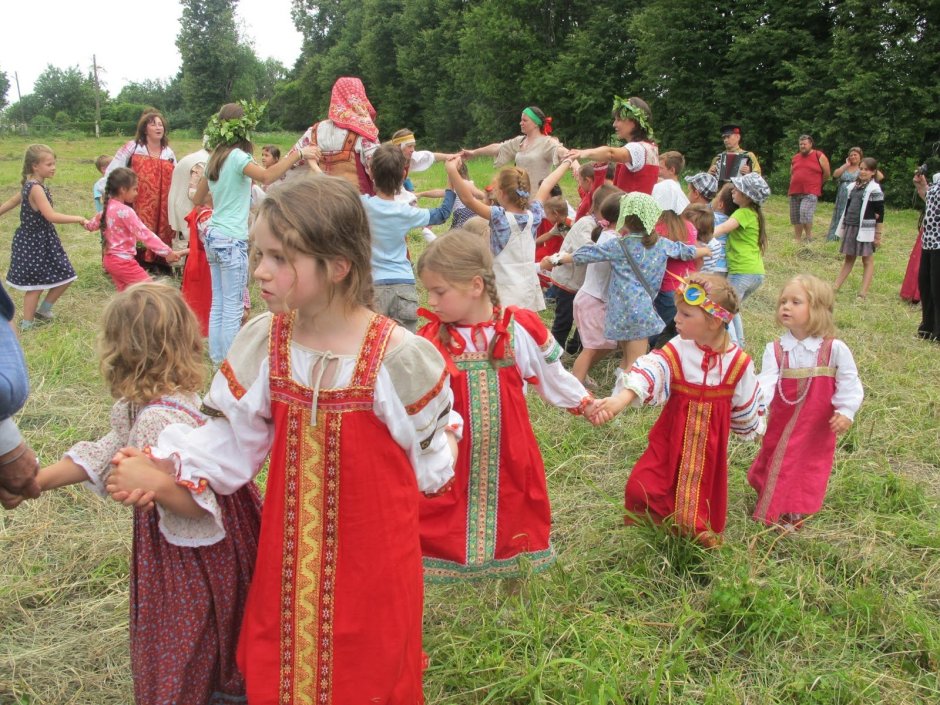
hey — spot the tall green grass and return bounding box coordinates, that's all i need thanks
[0,135,937,704]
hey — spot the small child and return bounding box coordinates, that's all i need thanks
[566,185,624,383]
[84,168,185,290]
[535,195,571,289]
[683,203,722,275]
[748,275,862,530]
[112,177,457,703]
[684,172,719,208]
[416,231,593,580]
[16,283,262,704]
[259,144,283,192]
[446,156,572,311]
[362,142,456,331]
[592,274,765,546]
[0,144,88,329]
[546,192,710,371]
[649,202,699,349]
[713,173,770,348]
[93,154,111,212]
[651,150,690,213]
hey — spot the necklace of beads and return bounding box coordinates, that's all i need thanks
[775,352,812,406]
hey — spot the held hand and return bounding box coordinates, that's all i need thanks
[829,413,852,435]
[165,251,182,264]
[913,172,928,187]
[299,145,321,163]
[566,149,584,161]
[109,487,157,512]
[539,256,555,271]
[1,485,29,510]
[0,442,41,501]
[458,148,474,160]
[593,394,630,421]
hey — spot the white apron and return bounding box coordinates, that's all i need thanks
[492,211,545,311]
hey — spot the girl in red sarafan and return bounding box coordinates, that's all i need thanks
[748,275,863,532]
[416,231,594,582]
[112,176,458,705]
[591,273,765,547]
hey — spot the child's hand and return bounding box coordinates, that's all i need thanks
[829,413,852,435]
[165,251,182,264]
[106,447,174,511]
[299,145,321,163]
[540,256,555,271]
[593,394,631,421]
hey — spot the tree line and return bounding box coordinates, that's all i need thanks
[2,0,938,206]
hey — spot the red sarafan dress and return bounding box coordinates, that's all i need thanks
[181,206,212,336]
[237,314,428,704]
[130,151,175,266]
[622,339,764,543]
[418,307,590,581]
[747,336,862,525]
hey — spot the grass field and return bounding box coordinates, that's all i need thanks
[0,134,938,704]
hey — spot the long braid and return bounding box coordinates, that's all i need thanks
[482,272,504,368]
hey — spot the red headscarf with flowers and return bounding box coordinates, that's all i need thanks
[328,77,379,142]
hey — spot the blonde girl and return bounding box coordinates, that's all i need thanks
[546,192,710,372]
[591,273,765,547]
[14,282,262,704]
[748,275,862,531]
[713,172,771,347]
[445,156,573,311]
[193,102,318,363]
[416,230,593,581]
[112,176,457,704]
[84,167,186,291]
[0,144,88,329]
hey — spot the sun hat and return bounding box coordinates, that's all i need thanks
[684,172,719,200]
[730,173,771,206]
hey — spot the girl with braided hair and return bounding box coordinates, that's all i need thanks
[445,156,573,311]
[83,168,185,291]
[416,231,595,581]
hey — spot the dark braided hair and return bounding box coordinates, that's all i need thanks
[100,167,138,240]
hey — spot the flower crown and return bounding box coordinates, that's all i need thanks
[204,100,265,151]
[667,272,734,324]
[611,96,656,142]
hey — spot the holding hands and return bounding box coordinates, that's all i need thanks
[106,446,175,511]
[0,442,41,510]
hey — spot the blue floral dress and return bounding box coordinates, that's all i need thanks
[6,181,77,291]
[573,234,698,341]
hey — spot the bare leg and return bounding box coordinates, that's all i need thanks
[21,290,42,321]
[859,255,875,297]
[620,338,648,371]
[834,256,857,291]
[571,347,606,381]
[40,281,72,307]
[804,222,813,242]
[793,223,803,245]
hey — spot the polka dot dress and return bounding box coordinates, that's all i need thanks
[6,181,77,291]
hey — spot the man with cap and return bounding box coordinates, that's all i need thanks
[788,134,831,244]
[709,124,761,185]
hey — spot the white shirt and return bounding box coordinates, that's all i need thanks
[756,332,863,420]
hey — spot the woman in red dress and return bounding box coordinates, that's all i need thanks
[106,110,176,272]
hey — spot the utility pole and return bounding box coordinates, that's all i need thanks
[14,71,24,131]
[92,55,102,138]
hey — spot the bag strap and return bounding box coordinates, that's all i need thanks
[617,237,657,301]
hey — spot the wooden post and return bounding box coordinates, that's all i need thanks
[92,55,101,138]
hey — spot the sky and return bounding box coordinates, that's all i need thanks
[0,0,303,98]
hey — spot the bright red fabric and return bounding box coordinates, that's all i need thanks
[129,153,175,266]
[181,207,212,337]
[237,314,425,704]
[747,339,838,525]
[625,343,750,540]
[327,77,379,142]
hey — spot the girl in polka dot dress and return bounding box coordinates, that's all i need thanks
[15,283,262,705]
[0,144,88,330]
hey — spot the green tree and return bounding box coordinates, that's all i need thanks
[0,69,9,110]
[177,0,243,128]
[31,65,97,122]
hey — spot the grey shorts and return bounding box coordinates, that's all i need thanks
[374,283,419,332]
[789,194,818,224]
